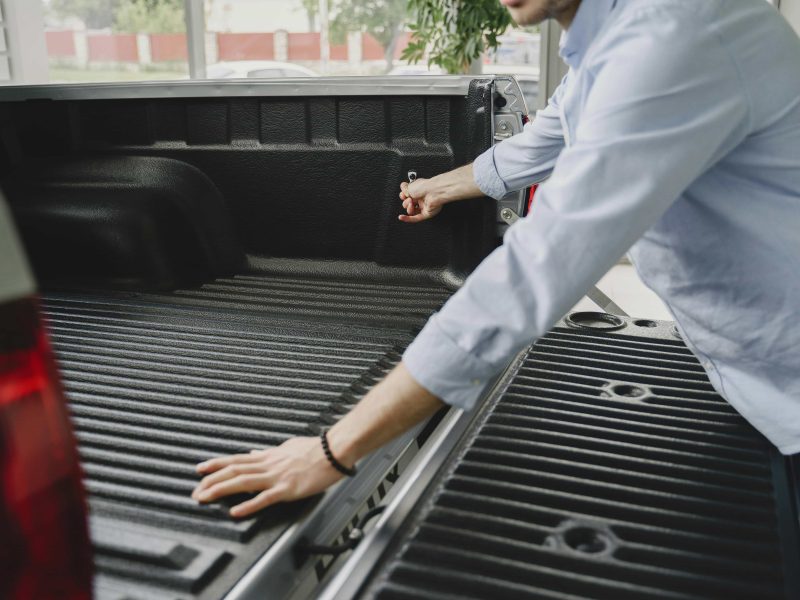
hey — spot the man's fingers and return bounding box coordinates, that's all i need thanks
[189,435,337,519]
[192,463,266,499]
[230,486,288,518]
[398,213,428,223]
[401,198,418,216]
[402,194,418,210]
[196,452,265,474]
[196,474,271,503]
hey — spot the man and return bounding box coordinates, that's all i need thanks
[192,0,800,518]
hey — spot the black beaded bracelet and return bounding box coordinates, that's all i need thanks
[320,429,357,477]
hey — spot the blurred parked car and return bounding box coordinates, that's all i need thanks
[388,64,447,76]
[206,61,318,79]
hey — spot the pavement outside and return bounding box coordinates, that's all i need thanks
[573,263,672,320]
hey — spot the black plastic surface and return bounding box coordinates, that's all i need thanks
[0,82,498,599]
[0,82,497,289]
[41,259,454,600]
[362,322,798,600]
[6,156,244,289]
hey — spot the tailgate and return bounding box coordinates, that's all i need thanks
[338,318,800,600]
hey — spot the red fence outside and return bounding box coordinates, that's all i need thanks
[287,33,319,60]
[394,32,413,59]
[218,33,275,61]
[150,33,187,62]
[87,33,138,62]
[362,33,413,61]
[362,33,384,61]
[44,30,412,65]
[45,30,76,58]
[330,42,348,61]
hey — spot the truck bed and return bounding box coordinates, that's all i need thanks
[41,263,453,599]
[0,76,503,598]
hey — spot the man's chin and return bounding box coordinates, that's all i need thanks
[502,1,549,26]
[509,10,546,26]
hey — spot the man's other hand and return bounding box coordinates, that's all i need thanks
[398,163,484,224]
[399,178,443,223]
[192,436,344,518]
[191,363,443,519]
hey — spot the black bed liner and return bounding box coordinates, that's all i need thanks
[359,321,800,600]
[41,267,453,600]
[0,78,502,599]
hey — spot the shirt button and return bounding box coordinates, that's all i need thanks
[470,378,482,386]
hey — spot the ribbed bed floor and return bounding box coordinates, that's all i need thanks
[363,324,799,600]
[41,271,453,600]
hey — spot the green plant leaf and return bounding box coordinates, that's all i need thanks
[406,0,512,73]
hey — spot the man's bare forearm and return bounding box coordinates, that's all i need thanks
[327,363,444,466]
[413,163,484,205]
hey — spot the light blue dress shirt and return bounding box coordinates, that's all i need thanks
[403,0,800,454]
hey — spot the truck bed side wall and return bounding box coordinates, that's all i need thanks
[0,81,496,289]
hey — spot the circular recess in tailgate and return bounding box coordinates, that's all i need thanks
[565,311,626,331]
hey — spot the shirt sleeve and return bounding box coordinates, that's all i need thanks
[404,9,750,410]
[472,73,569,200]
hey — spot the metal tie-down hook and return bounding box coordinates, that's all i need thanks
[406,171,419,213]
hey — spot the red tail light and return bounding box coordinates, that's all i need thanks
[0,296,92,599]
[525,183,538,216]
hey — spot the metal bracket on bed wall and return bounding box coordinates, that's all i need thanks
[491,77,530,238]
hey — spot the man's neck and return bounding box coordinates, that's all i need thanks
[554,0,582,29]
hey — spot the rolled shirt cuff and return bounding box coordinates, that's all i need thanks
[473,146,509,201]
[403,313,499,412]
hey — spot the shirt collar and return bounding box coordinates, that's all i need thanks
[558,0,618,70]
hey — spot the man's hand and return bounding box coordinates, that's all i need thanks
[191,363,443,518]
[398,163,484,224]
[399,178,443,223]
[192,436,344,518]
